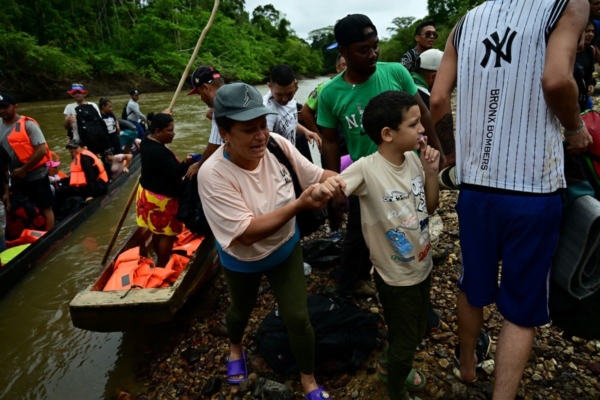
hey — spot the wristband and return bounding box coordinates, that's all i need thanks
[564,121,585,136]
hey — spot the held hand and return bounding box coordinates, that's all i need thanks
[419,141,440,175]
[185,153,195,165]
[186,161,201,178]
[305,130,323,151]
[298,184,330,210]
[67,116,76,127]
[123,167,129,174]
[565,126,593,155]
[322,176,347,197]
[11,167,27,180]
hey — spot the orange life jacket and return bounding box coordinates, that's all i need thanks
[172,237,203,258]
[7,116,51,171]
[69,149,108,187]
[5,229,46,248]
[164,254,190,283]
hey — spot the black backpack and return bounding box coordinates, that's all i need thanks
[266,137,327,238]
[75,104,111,154]
[121,103,130,120]
[257,295,378,374]
[176,175,211,235]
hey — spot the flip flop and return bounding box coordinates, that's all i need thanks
[378,365,426,391]
[438,166,459,190]
[405,369,426,391]
[452,331,491,383]
[226,351,248,385]
[305,385,330,399]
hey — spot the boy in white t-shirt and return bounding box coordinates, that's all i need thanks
[313,91,440,400]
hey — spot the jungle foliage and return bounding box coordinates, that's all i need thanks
[0,0,484,99]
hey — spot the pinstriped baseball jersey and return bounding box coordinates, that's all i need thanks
[453,0,570,193]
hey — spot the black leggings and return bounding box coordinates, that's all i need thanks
[222,242,315,374]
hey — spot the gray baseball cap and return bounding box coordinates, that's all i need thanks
[213,82,276,121]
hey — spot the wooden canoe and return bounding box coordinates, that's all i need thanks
[0,155,142,297]
[69,227,220,332]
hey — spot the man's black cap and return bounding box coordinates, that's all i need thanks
[129,89,140,96]
[0,93,17,106]
[334,14,378,47]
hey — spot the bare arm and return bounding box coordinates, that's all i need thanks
[296,122,322,149]
[236,185,329,246]
[320,126,341,172]
[186,143,221,178]
[300,103,319,134]
[430,29,458,168]
[12,143,47,179]
[543,0,592,152]
[416,93,446,168]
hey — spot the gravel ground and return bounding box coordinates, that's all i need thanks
[115,190,600,400]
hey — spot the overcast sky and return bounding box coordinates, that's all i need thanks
[243,0,429,41]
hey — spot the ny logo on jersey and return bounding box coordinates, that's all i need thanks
[480,27,517,68]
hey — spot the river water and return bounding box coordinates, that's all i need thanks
[0,77,328,400]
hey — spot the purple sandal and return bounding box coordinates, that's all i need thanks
[305,385,330,400]
[226,351,248,385]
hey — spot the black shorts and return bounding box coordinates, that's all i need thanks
[13,177,55,209]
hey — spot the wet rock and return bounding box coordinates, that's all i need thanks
[351,390,359,398]
[201,377,222,396]
[253,378,293,400]
[438,359,450,369]
[451,383,467,398]
[331,373,352,388]
[239,372,258,394]
[182,348,201,365]
[589,363,600,377]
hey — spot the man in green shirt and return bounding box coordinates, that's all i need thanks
[317,14,445,298]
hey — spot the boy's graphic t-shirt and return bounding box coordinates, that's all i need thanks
[340,151,432,286]
[263,92,298,146]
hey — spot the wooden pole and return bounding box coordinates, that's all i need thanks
[101,0,220,265]
[102,176,139,265]
[167,0,221,113]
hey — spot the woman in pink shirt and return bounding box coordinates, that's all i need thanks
[198,82,338,400]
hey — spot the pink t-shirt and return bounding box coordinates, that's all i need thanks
[198,133,324,262]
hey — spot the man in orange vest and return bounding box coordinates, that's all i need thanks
[0,93,55,230]
[58,139,108,203]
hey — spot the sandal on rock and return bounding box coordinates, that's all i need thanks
[226,351,248,385]
[405,369,426,391]
[305,385,330,399]
[378,365,426,391]
[452,331,491,383]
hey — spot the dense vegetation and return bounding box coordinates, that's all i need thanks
[0,0,482,100]
[380,0,485,62]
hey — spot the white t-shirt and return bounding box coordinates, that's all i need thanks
[64,102,101,141]
[340,151,433,286]
[453,0,568,193]
[208,117,224,145]
[198,133,323,261]
[263,92,298,145]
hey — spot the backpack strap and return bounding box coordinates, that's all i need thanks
[266,136,302,198]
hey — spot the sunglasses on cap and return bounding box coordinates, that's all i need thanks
[421,31,439,39]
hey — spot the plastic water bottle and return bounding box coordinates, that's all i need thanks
[303,262,312,276]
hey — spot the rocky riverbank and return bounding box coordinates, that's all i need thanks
[117,191,600,400]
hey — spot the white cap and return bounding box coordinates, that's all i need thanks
[418,49,444,71]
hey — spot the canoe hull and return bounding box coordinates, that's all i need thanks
[0,155,141,297]
[69,229,219,332]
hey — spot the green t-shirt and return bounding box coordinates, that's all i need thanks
[317,62,418,162]
[305,81,325,111]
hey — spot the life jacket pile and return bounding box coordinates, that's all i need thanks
[6,229,46,248]
[102,229,204,291]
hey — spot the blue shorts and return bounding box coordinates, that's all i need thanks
[456,185,562,327]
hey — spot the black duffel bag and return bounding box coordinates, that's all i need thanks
[176,175,211,235]
[257,295,378,374]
